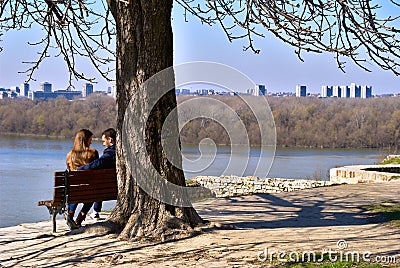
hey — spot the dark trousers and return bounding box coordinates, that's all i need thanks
[93,201,102,213]
[68,201,102,214]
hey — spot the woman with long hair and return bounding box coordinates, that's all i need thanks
[65,129,99,229]
[66,129,99,171]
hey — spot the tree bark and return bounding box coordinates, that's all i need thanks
[107,0,203,240]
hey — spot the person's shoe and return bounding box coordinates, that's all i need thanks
[66,210,80,230]
[75,212,86,226]
[90,212,100,220]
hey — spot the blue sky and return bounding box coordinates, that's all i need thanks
[0,2,399,94]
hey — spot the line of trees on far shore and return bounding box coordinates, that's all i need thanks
[0,94,116,139]
[1,95,400,150]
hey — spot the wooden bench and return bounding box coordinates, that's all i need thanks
[38,169,117,232]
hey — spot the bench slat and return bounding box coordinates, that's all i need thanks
[39,169,117,232]
[68,188,117,199]
[68,179,116,186]
[68,185,117,192]
[68,187,117,195]
[69,169,116,177]
[53,169,117,204]
[68,193,117,203]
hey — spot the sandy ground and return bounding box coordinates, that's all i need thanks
[1,180,400,267]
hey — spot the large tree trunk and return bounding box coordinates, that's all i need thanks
[107,0,203,240]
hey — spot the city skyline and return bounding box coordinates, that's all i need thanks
[0,3,399,94]
[0,80,383,98]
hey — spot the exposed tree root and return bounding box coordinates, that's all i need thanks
[115,207,205,242]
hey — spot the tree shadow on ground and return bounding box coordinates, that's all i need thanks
[2,191,399,267]
[0,222,257,267]
[198,192,384,229]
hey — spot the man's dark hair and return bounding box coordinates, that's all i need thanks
[102,128,116,143]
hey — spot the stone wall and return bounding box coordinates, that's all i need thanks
[193,176,332,198]
[329,165,400,184]
[383,155,400,161]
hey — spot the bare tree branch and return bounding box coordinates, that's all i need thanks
[176,0,400,75]
[1,0,399,84]
[0,0,116,84]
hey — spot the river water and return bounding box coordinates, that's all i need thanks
[0,135,387,228]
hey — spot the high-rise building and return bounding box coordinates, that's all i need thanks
[321,86,333,97]
[361,85,372,98]
[247,85,267,96]
[333,86,341,97]
[111,84,116,99]
[350,83,361,98]
[256,84,266,96]
[20,83,30,97]
[322,83,371,98]
[82,83,94,97]
[40,82,52,92]
[340,86,349,98]
[296,85,307,97]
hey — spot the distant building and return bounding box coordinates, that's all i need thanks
[29,90,82,100]
[181,89,190,95]
[361,85,372,98]
[0,90,18,99]
[321,85,342,98]
[255,84,266,96]
[332,86,341,98]
[110,84,116,99]
[321,84,371,99]
[10,86,20,94]
[195,89,214,95]
[246,88,255,95]
[321,86,333,97]
[20,83,30,97]
[176,88,192,95]
[296,85,307,97]
[350,83,361,98]
[246,85,266,96]
[40,82,52,92]
[340,86,350,98]
[82,83,94,98]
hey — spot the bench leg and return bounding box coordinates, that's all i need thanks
[52,209,57,233]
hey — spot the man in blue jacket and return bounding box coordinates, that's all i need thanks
[67,128,116,229]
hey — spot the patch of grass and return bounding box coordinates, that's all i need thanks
[101,209,114,213]
[378,157,400,165]
[363,200,400,227]
[185,179,200,187]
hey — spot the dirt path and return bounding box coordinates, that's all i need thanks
[1,180,399,267]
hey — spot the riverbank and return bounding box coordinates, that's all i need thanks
[1,180,399,267]
[2,135,387,228]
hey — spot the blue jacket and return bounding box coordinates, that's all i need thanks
[78,145,116,170]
